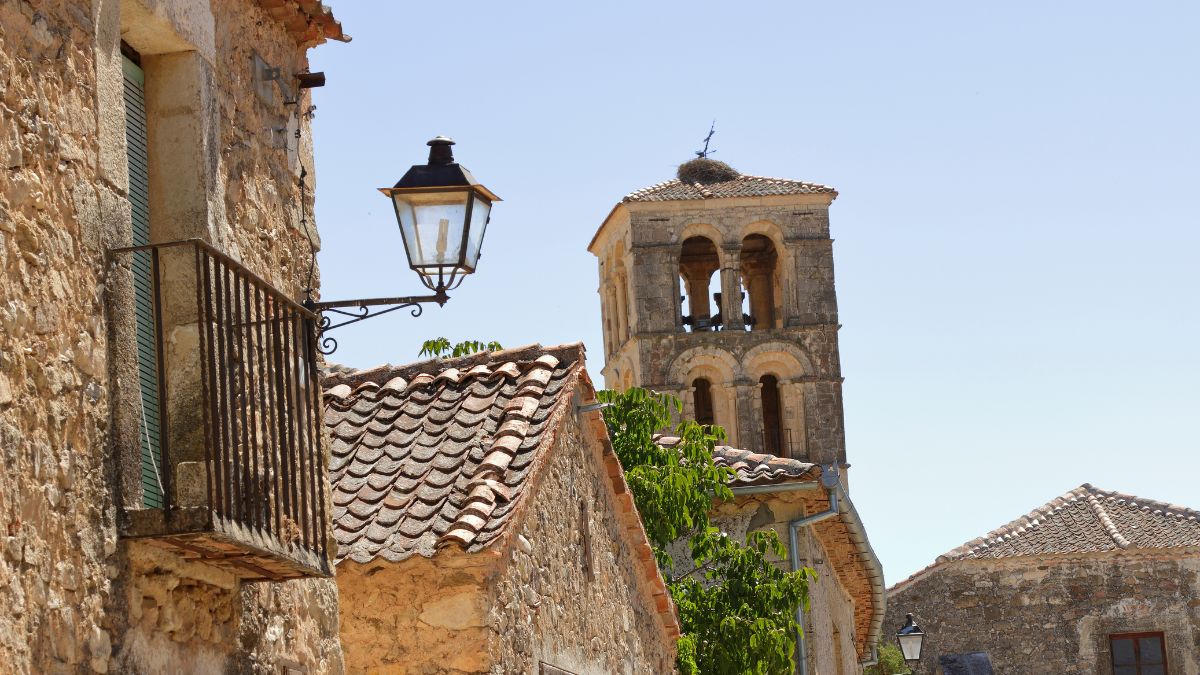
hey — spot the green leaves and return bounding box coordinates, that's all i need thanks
[599,387,813,674]
[863,642,909,675]
[418,337,503,359]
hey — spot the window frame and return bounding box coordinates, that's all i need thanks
[1109,631,1168,675]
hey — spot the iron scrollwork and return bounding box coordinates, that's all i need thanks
[305,288,447,356]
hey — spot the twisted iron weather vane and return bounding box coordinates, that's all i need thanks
[695,121,716,159]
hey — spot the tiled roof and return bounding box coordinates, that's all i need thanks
[653,436,820,487]
[257,0,350,46]
[713,446,821,487]
[323,344,582,564]
[940,484,1200,563]
[623,174,837,203]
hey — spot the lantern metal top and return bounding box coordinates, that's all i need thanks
[379,136,501,202]
[898,613,923,637]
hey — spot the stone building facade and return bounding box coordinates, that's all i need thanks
[588,158,846,465]
[0,0,348,671]
[324,344,679,675]
[887,484,1200,674]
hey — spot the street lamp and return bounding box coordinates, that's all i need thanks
[383,136,498,293]
[896,613,925,663]
[307,136,500,354]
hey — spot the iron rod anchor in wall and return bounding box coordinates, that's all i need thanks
[304,287,449,356]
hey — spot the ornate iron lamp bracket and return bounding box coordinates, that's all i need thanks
[304,287,449,356]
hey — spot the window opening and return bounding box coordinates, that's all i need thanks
[692,378,715,426]
[1110,632,1167,675]
[740,234,779,331]
[679,236,720,331]
[760,374,784,456]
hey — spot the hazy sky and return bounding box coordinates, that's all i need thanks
[309,2,1200,584]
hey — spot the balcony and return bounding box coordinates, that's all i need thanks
[111,239,330,581]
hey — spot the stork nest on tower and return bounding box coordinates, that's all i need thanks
[677,158,740,185]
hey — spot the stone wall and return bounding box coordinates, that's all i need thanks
[487,407,677,674]
[0,1,119,670]
[337,555,492,674]
[886,552,1200,674]
[0,0,341,671]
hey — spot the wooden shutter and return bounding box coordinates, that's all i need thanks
[123,55,163,509]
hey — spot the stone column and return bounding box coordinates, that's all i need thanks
[710,383,735,444]
[781,380,808,460]
[679,386,696,429]
[742,261,775,331]
[144,51,224,471]
[750,380,766,454]
[679,262,713,323]
[732,382,759,450]
[719,248,743,330]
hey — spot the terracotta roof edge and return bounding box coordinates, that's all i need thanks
[324,343,585,391]
[578,371,683,646]
[830,489,887,664]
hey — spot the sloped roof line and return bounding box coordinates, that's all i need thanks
[938,483,1200,563]
[622,173,837,203]
[653,435,821,487]
[256,0,350,46]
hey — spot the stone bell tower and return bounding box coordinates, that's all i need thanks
[587,158,846,466]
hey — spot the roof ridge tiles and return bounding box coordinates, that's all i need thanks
[621,173,838,203]
[926,483,1200,569]
[436,351,565,550]
[1085,489,1132,549]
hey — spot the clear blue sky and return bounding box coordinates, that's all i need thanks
[310,2,1200,584]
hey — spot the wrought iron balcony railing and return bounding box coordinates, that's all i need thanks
[110,239,330,581]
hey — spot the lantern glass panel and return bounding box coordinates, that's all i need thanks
[897,632,923,661]
[463,193,491,271]
[392,189,470,271]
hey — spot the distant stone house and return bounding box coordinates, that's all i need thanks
[887,484,1200,675]
[659,439,886,673]
[324,344,679,675]
[1,0,348,672]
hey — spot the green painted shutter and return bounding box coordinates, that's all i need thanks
[123,56,163,509]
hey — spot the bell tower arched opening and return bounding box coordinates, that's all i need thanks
[679,236,721,332]
[692,378,715,426]
[740,234,780,331]
[759,374,784,456]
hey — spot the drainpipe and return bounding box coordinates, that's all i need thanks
[785,466,842,675]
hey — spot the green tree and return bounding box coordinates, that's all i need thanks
[597,387,813,674]
[419,337,502,359]
[864,642,909,675]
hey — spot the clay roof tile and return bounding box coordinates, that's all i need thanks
[324,344,584,563]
